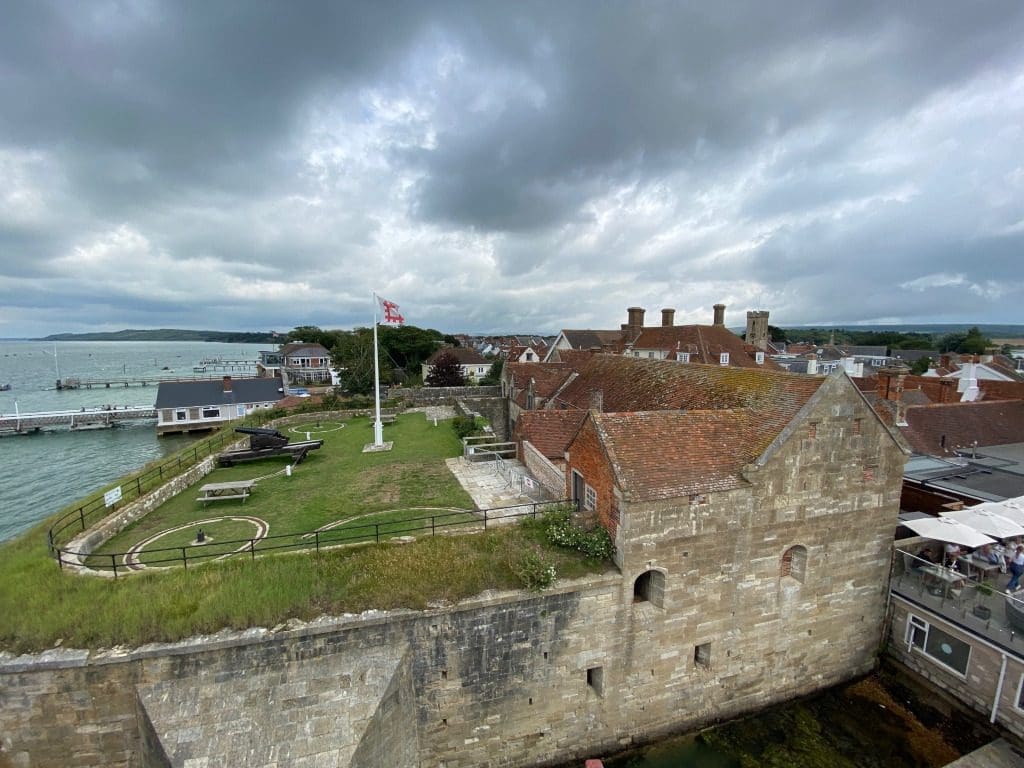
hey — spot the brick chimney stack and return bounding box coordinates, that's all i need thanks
[589,389,604,412]
[661,308,675,327]
[222,375,233,393]
[713,303,726,327]
[876,362,910,402]
[622,306,646,335]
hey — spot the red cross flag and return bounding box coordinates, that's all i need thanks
[377,295,405,326]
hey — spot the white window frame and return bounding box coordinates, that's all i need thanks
[202,407,221,419]
[719,352,729,366]
[678,352,690,364]
[755,351,765,365]
[584,484,597,512]
[1015,674,1024,712]
[175,409,187,421]
[904,614,970,678]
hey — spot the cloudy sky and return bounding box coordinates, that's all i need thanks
[2,1,1022,338]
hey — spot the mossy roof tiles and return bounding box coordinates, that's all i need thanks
[591,410,764,499]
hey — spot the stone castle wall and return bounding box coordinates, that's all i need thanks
[1,564,884,768]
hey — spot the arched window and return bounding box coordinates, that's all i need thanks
[781,545,808,583]
[633,570,665,607]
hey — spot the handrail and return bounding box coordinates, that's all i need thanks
[54,500,577,577]
[46,411,276,551]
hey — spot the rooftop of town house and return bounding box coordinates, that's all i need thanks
[505,362,574,396]
[512,410,587,460]
[279,342,331,357]
[425,346,490,365]
[154,376,284,409]
[546,347,601,365]
[549,354,824,428]
[897,400,1024,456]
[557,329,625,351]
[903,451,1024,502]
[627,323,780,369]
[588,409,765,500]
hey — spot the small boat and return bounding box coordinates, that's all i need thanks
[0,384,10,391]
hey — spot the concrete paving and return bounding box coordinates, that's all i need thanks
[445,456,554,523]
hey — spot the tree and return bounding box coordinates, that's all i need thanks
[940,326,991,355]
[332,328,388,395]
[425,351,467,387]
[910,357,932,375]
[378,324,446,373]
[480,358,503,385]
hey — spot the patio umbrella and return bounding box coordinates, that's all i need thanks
[899,516,995,548]
[941,507,1024,540]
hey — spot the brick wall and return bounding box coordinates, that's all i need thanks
[564,415,621,544]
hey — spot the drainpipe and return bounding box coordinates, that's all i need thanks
[991,652,1008,724]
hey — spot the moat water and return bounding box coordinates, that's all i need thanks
[563,670,995,768]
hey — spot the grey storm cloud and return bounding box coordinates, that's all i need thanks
[1,0,1023,337]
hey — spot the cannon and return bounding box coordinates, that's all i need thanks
[234,426,289,449]
[217,426,323,467]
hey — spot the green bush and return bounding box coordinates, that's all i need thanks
[539,505,615,560]
[451,415,480,439]
[512,550,557,592]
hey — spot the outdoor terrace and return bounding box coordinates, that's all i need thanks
[892,544,1024,660]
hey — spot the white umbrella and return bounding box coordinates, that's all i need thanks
[941,506,1024,540]
[900,516,996,548]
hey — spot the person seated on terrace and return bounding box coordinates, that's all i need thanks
[914,546,937,568]
[944,542,962,568]
[977,544,1001,566]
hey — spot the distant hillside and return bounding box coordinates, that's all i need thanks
[39,329,279,343]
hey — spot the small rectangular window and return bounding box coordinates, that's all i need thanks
[678,352,690,363]
[755,351,765,365]
[719,352,729,366]
[175,409,187,421]
[586,666,604,696]
[202,407,220,419]
[584,484,597,512]
[695,643,711,668]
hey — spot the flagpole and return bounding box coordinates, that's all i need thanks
[372,292,383,447]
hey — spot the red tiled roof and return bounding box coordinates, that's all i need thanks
[630,324,779,369]
[592,410,764,500]
[552,355,822,434]
[506,362,574,399]
[900,400,1024,455]
[513,410,588,459]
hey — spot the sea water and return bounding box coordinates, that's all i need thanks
[0,340,268,543]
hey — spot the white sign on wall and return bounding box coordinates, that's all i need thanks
[103,486,122,507]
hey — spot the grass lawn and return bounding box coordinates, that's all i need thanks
[88,413,477,568]
[0,411,615,653]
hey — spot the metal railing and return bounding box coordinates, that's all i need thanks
[55,500,575,577]
[46,412,277,551]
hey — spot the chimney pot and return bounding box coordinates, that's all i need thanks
[626,306,646,331]
[713,303,726,327]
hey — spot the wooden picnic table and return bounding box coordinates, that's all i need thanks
[196,480,255,506]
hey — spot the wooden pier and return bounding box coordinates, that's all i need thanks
[54,374,241,390]
[0,406,158,435]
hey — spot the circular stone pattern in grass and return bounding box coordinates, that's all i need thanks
[123,516,269,570]
[288,421,345,435]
